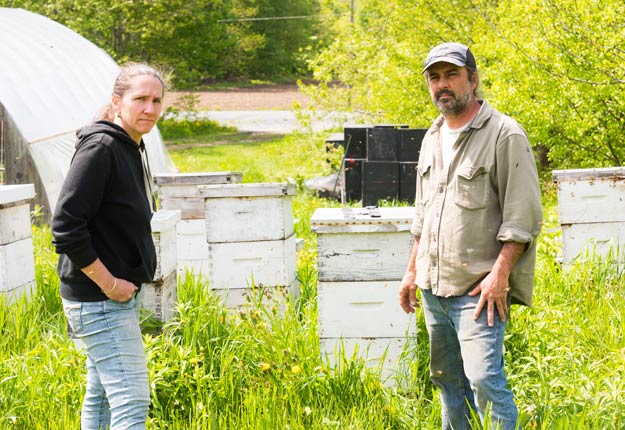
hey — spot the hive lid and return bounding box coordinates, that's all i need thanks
[311,207,414,233]
[552,166,625,182]
[0,184,35,205]
[197,182,296,198]
[154,171,242,186]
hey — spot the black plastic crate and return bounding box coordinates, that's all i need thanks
[343,158,364,202]
[399,162,418,204]
[399,128,426,162]
[343,126,369,159]
[367,128,400,161]
[362,161,399,206]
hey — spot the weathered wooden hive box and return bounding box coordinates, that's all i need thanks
[310,206,416,383]
[154,172,242,278]
[197,182,298,308]
[553,167,625,263]
[144,209,181,322]
[0,184,36,300]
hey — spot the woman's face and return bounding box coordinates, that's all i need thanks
[112,75,163,144]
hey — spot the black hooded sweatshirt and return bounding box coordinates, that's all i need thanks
[52,120,157,302]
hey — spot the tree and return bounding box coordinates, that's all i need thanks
[308,0,625,169]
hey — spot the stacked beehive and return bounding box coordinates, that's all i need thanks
[144,209,181,322]
[553,167,625,264]
[154,172,242,278]
[197,182,298,308]
[0,184,36,301]
[310,206,416,384]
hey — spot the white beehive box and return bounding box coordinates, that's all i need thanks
[318,280,414,338]
[311,207,415,282]
[211,279,299,311]
[320,335,417,385]
[154,172,242,219]
[144,210,181,321]
[553,167,625,263]
[311,206,416,386]
[0,184,36,300]
[208,234,297,290]
[176,219,210,277]
[199,182,296,243]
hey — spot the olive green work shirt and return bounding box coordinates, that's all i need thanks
[410,100,543,306]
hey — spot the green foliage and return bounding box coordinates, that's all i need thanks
[307,0,625,170]
[3,0,325,85]
[158,117,235,140]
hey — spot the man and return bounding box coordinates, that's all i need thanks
[399,42,542,430]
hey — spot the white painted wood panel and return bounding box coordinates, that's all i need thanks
[154,172,242,187]
[155,172,242,219]
[198,182,296,198]
[178,259,210,279]
[204,195,294,242]
[317,232,413,282]
[561,222,625,263]
[143,271,177,322]
[0,203,31,244]
[310,207,415,234]
[318,281,414,338]
[208,235,297,290]
[176,220,208,261]
[0,238,36,292]
[151,210,180,280]
[211,280,299,311]
[0,184,35,205]
[0,282,35,302]
[556,179,625,224]
[320,336,417,386]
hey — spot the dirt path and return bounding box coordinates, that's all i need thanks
[164,83,310,111]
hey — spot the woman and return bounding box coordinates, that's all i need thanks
[52,62,165,430]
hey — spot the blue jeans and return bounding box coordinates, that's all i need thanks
[62,289,149,430]
[420,288,518,430]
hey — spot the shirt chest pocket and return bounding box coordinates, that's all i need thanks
[417,162,433,204]
[454,165,490,209]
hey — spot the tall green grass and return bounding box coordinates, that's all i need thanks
[2,135,624,429]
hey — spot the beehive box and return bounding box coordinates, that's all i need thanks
[318,280,413,338]
[144,209,181,321]
[154,172,242,219]
[208,234,297,290]
[553,167,625,263]
[211,279,299,311]
[311,206,416,385]
[199,182,296,243]
[176,218,210,277]
[319,330,417,384]
[312,207,415,282]
[0,184,36,300]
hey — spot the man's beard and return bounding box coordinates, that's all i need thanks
[435,88,472,116]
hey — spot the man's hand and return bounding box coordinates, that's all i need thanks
[399,237,421,313]
[399,271,419,313]
[468,241,526,326]
[468,272,509,327]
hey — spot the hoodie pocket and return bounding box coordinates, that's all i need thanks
[454,165,489,209]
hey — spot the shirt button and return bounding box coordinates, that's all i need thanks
[438,186,444,193]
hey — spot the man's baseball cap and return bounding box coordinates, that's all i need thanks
[422,42,477,74]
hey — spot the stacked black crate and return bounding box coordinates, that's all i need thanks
[398,128,426,204]
[363,127,401,207]
[343,126,369,203]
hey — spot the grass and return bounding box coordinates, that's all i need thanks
[1,132,625,429]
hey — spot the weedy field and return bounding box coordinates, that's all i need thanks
[1,126,624,429]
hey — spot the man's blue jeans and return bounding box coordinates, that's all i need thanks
[62,289,149,430]
[420,288,518,430]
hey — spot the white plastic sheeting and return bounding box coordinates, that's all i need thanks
[0,8,176,212]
